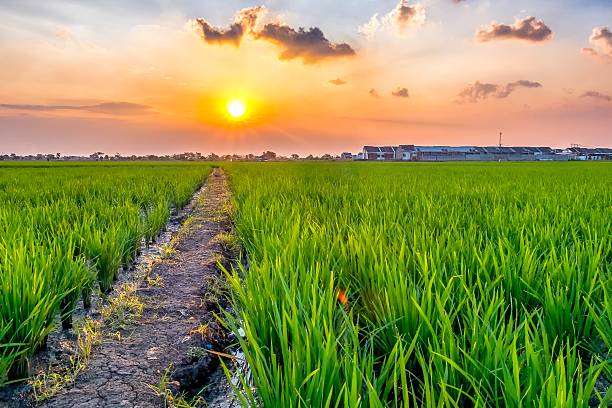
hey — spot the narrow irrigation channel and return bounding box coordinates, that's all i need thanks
[11,168,238,408]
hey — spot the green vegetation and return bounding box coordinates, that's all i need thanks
[29,319,101,402]
[0,162,211,383]
[224,162,611,407]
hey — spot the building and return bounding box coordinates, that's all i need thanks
[354,144,610,162]
[568,147,612,161]
[362,146,398,160]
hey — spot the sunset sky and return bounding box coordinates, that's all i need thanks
[0,0,610,156]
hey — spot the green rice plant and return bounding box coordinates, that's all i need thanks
[84,228,123,294]
[223,162,611,407]
[39,236,94,329]
[0,162,212,381]
[142,200,171,245]
[0,240,60,380]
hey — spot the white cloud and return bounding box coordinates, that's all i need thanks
[358,1,425,39]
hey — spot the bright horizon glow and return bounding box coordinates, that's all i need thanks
[227,99,247,120]
[0,1,610,155]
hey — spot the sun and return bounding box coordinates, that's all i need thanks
[227,99,247,119]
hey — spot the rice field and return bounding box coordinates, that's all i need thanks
[0,161,610,406]
[225,162,611,407]
[0,162,212,383]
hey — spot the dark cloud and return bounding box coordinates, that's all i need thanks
[457,80,542,103]
[497,80,542,98]
[457,81,498,102]
[193,21,244,46]
[369,89,380,98]
[392,87,410,98]
[192,6,265,46]
[192,6,355,64]
[477,17,552,43]
[0,102,152,115]
[581,91,612,102]
[256,24,355,64]
[329,78,347,85]
[582,27,612,59]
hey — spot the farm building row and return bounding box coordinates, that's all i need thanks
[351,145,612,162]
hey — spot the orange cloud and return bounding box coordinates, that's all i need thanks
[0,102,152,115]
[477,17,553,43]
[392,87,410,98]
[329,78,347,85]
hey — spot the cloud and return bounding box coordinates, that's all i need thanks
[359,14,381,39]
[255,24,355,64]
[329,78,347,85]
[457,81,498,102]
[457,80,542,103]
[0,102,153,115]
[394,1,425,32]
[581,91,612,102]
[359,1,426,39]
[191,6,355,64]
[581,47,599,57]
[497,80,542,98]
[392,87,410,98]
[191,6,265,46]
[369,89,380,98]
[581,27,612,59]
[477,16,552,43]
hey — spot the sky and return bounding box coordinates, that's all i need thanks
[0,0,610,156]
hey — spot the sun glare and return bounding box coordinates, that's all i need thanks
[227,99,247,119]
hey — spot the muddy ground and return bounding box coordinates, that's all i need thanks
[1,168,239,407]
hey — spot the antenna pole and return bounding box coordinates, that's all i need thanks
[499,132,503,148]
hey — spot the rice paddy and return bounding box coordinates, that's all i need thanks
[224,162,611,407]
[0,162,212,383]
[0,161,610,407]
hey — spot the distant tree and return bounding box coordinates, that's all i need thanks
[262,151,277,161]
[90,152,104,161]
[291,154,300,160]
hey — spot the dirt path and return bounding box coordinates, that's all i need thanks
[41,168,236,408]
